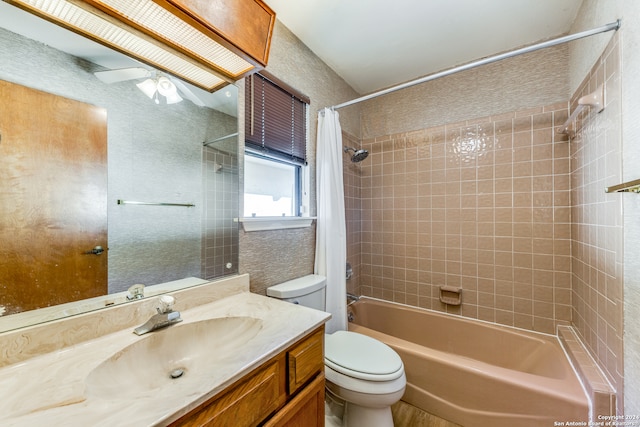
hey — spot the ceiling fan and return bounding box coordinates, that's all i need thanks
[94,67,206,107]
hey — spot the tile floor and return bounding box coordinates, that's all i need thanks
[325,399,460,427]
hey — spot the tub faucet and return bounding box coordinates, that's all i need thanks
[347,293,360,305]
[133,295,182,336]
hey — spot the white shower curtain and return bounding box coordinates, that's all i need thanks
[315,108,347,334]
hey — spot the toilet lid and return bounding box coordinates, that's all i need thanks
[325,331,403,381]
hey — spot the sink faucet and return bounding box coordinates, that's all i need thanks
[134,295,182,336]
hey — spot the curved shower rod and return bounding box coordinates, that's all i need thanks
[325,19,621,111]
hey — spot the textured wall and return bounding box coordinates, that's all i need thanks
[620,0,640,415]
[568,0,621,95]
[238,21,361,293]
[359,44,571,140]
[106,93,205,293]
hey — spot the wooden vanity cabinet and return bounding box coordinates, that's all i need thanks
[263,374,324,427]
[168,326,325,427]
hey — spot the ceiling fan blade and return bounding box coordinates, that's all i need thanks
[94,67,152,84]
[170,77,207,107]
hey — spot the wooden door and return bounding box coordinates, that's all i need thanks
[0,79,108,316]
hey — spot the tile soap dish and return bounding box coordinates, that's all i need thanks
[439,286,462,306]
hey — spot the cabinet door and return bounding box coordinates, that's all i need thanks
[264,374,325,427]
[170,360,284,427]
[287,329,324,394]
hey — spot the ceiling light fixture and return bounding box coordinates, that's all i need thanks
[6,0,258,92]
[136,76,183,105]
[85,0,254,77]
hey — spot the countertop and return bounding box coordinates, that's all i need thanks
[0,289,330,426]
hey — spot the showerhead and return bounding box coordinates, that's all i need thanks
[343,146,369,163]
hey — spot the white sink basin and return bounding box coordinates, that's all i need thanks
[85,317,263,399]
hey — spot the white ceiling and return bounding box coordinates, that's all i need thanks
[264,0,584,94]
[1,1,584,108]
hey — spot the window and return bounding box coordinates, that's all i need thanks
[244,72,309,218]
[244,153,300,217]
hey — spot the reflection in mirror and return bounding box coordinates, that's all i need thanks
[0,2,239,332]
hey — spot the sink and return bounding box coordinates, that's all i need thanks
[85,317,263,399]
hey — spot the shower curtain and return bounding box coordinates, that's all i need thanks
[315,108,347,334]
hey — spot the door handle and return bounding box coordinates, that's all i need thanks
[84,246,105,255]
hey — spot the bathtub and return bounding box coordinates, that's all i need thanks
[347,297,589,427]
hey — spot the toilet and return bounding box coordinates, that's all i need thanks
[267,274,406,427]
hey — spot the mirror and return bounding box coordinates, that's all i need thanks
[0,2,239,332]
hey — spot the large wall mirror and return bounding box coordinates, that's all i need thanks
[0,2,239,332]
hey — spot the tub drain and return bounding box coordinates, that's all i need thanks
[170,368,185,379]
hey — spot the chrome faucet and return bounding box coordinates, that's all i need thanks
[347,293,360,305]
[126,284,145,300]
[133,295,182,336]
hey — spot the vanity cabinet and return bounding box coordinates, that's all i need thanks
[169,326,325,427]
[263,374,324,427]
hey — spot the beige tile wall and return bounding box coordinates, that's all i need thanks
[345,28,624,414]
[570,32,623,413]
[343,132,363,295]
[355,103,571,334]
[201,146,239,279]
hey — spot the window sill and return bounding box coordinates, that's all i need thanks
[238,217,316,232]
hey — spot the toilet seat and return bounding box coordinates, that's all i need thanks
[325,363,407,398]
[325,331,404,381]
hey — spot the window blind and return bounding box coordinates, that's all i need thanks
[245,72,308,164]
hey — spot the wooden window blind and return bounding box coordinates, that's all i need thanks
[245,72,309,164]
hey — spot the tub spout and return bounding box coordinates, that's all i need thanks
[347,293,360,304]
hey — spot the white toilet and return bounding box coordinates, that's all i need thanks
[267,275,406,427]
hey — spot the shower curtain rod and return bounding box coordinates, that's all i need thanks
[326,19,621,111]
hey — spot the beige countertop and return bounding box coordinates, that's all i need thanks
[0,286,330,426]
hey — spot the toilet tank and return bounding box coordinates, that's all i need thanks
[266,274,326,311]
